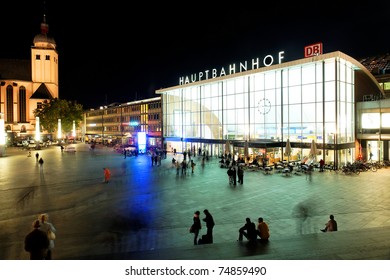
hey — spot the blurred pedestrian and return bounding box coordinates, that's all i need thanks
[38,213,56,259]
[191,160,196,174]
[237,165,244,184]
[35,152,39,162]
[103,167,111,183]
[24,219,49,260]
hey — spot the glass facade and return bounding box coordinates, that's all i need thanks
[159,53,363,168]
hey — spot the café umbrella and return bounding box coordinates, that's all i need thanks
[309,139,317,161]
[225,140,231,154]
[244,140,249,158]
[285,138,292,162]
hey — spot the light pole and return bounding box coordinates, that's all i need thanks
[57,119,62,141]
[100,106,104,144]
[0,112,6,157]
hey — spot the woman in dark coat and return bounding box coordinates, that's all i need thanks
[192,210,201,245]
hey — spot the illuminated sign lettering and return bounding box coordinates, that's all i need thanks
[304,42,323,58]
[179,51,285,85]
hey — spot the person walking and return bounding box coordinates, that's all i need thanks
[319,159,325,172]
[24,219,49,260]
[35,152,39,162]
[190,210,202,245]
[181,160,187,175]
[103,167,111,183]
[38,157,44,172]
[232,166,237,185]
[256,217,270,243]
[38,213,56,260]
[202,209,215,243]
[190,160,196,174]
[321,214,338,232]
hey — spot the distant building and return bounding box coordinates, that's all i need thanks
[83,97,162,152]
[0,14,59,144]
[357,53,390,161]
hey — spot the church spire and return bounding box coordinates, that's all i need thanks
[40,1,49,35]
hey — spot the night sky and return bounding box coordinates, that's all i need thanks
[1,1,389,109]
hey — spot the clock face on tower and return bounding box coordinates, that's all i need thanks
[257,98,271,115]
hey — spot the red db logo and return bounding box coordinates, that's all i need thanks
[304,43,323,58]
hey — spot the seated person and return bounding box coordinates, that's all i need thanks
[321,214,337,232]
[237,157,245,164]
[256,217,270,243]
[252,158,259,166]
[238,217,257,242]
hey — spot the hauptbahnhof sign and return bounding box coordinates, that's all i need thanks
[179,51,285,85]
[178,43,323,86]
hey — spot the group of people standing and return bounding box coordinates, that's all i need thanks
[226,165,244,185]
[24,213,56,260]
[190,209,215,245]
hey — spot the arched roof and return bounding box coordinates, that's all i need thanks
[156,51,384,97]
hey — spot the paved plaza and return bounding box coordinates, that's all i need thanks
[1,143,390,260]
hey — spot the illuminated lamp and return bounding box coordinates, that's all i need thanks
[58,119,62,139]
[35,117,40,142]
[0,113,6,156]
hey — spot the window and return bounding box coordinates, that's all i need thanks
[46,55,50,60]
[19,87,27,122]
[36,54,41,60]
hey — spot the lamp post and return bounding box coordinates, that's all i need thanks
[100,106,104,144]
[57,119,62,141]
[0,112,6,157]
[35,117,41,147]
[72,120,76,138]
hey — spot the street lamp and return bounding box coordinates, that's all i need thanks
[100,106,104,144]
[35,117,41,142]
[57,119,62,140]
[0,112,6,157]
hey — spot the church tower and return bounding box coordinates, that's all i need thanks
[31,13,59,99]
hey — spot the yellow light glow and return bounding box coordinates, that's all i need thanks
[0,118,5,145]
[72,120,76,137]
[58,119,62,139]
[35,117,40,142]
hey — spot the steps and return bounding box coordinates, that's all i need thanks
[77,226,390,260]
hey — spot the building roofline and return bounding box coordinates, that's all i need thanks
[156,51,384,97]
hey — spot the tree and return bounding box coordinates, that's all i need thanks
[33,98,83,138]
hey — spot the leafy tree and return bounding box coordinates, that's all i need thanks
[33,98,83,138]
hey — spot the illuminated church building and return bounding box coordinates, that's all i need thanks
[156,47,390,168]
[0,14,58,141]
